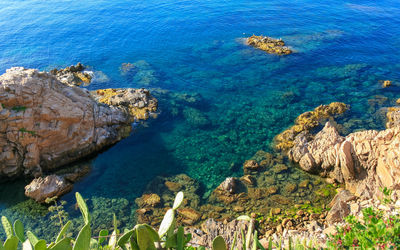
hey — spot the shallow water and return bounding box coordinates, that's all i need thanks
[1,0,400,239]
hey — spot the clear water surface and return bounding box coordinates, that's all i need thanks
[1,0,400,239]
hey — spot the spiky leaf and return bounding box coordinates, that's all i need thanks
[49,237,72,250]
[212,236,227,250]
[55,221,71,243]
[75,193,90,224]
[158,209,174,238]
[172,192,184,210]
[1,216,13,239]
[27,231,39,247]
[73,224,90,250]
[98,229,108,245]
[13,220,25,242]
[3,236,18,250]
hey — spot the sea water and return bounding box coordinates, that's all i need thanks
[1,0,400,239]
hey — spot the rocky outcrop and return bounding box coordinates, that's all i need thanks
[50,63,93,86]
[247,35,292,55]
[274,102,349,151]
[0,67,157,181]
[289,119,400,199]
[325,190,356,223]
[24,175,73,202]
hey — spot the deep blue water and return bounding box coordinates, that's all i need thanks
[1,0,400,239]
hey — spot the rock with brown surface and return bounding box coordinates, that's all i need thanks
[178,208,201,225]
[275,102,349,151]
[135,193,161,208]
[288,108,400,198]
[243,160,260,173]
[24,175,73,203]
[50,63,92,86]
[247,35,292,55]
[326,190,356,223]
[0,67,157,181]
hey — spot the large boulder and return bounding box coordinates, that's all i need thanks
[288,119,400,199]
[24,175,73,203]
[0,67,157,180]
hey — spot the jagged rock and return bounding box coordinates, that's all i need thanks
[275,102,349,151]
[50,63,93,86]
[326,190,356,223]
[289,119,400,198]
[0,67,157,183]
[289,122,344,174]
[24,175,73,203]
[217,177,239,194]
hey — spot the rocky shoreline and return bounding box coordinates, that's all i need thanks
[1,65,400,247]
[0,66,157,202]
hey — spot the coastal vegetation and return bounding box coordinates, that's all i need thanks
[2,190,400,249]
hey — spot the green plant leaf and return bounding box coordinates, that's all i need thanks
[22,239,32,250]
[55,221,71,243]
[49,237,72,250]
[268,238,272,250]
[212,236,227,250]
[3,236,18,250]
[73,224,91,250]
[251,231,257,250]
[98,229,108,245]
[117,229,135,250]
[142,225,160,242]
[34,239,47,250]
[1,216,13,239]
[136,224,156,250]
[172,192,184,210]
[158,209,175,238]
[13,220,25,242]
[75,193,90,225]
[27,231,39,247]
[177,226,184,250]
[129,234,140,250]
[230,232,237,250]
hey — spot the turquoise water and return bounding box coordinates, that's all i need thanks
[1,0,400,239]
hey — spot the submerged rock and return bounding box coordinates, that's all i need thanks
[0,67,157,197]
[246,35,292,55]
[24,175,73,203]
